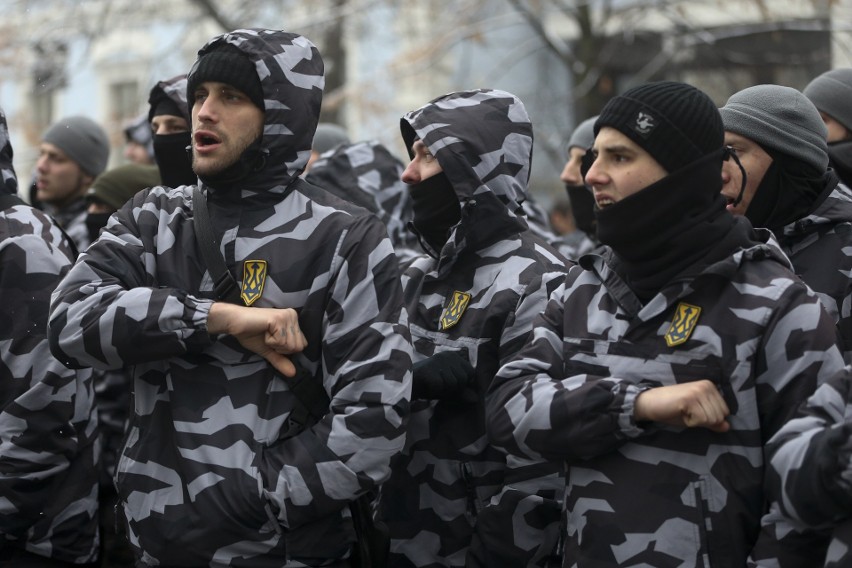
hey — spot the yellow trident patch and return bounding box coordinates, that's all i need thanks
[241,260,268,306]
[439,291,472,331]
[665,302,702,347]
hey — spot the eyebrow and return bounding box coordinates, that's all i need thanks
[411,139,427,153]
[596,144,635,155]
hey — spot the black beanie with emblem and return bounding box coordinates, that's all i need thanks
[595,81,723,173]
[186,44,265,111]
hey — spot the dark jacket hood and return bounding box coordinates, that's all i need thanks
[305,139,417,251]
[400,89,531,255]
[148,74,190,125]
[0,108,17,197]
[189,29,325,195]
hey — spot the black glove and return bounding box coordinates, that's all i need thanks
[411,351,476,402]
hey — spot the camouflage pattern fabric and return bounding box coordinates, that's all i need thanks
[0,107,99,562]
[767,366,852,568]
[377,88,568,568]
[48,29,411,567]
[551,230,600,263]
[487,229,845,567]
[776,180,852,363]
[45,197,89,252]
[148,73,190,123]
[305,139,420,264]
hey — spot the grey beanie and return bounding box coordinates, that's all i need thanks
[568,115,598,152]
[720,84,828,172]
[43,116,110,177]
[312,123,349,154]
[804,68,852,132]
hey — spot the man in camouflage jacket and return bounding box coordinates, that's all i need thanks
[486,81,846,567]
[48,29,411,567]
[720,84,852,363]
[766,365,852,568]
[377,89,568,567]
[0,107,100,565]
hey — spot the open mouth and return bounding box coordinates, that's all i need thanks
[596,197,615,209]
[194,131,221,148]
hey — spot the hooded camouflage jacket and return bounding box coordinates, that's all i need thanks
[767,366,852,568]
[305,139,420,265]
[777,180,852,362]
[0,108,99,562]
[147,73,190,125]
[487,228,845,568]
[48,29,411,567]
[377,89,568,568]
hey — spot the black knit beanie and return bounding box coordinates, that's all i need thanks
[595,81,723,173]
[186,45,264,111]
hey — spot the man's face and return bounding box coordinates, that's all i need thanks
[585,127,667,209]
[35,142,92,209]
[401,139,443,185]
[560,146,587,186]
[721,131,773,216]
[820,112,850,143]
[152,114,190,135]
[124,141,153,165]
[191,81,264,177]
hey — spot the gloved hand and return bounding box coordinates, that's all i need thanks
[411,351,477,402]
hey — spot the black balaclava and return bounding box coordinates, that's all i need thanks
[151,96,195,187]
[186,44,268,191]
[565,183,597,236]
[409,171,461,253]
[86,213,111,244]
[744,145,831,236]
[828,140,852,188]
[153,133,195,188]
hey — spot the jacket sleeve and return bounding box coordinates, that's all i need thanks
[0,219,97,537]
[748,283,846,567]
[486,275,652,463]
[48,189,215,370]
[468,268,567,566]
[258,215,412,530]
[765,367,852,530]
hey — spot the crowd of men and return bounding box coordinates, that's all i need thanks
[3,25,852,568]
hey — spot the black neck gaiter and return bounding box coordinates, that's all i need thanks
[828,140,852,188]
[154,132,196,188]
[86,212,111,244]
[565,184,597,236]
[745,148,828,235]
[409,172,461,253]
[597,150,757,302]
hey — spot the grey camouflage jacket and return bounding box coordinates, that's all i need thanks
[0,108,99,562]
[767,365,852,568]
[48,29,411,567]
[487,229,845,568]
[777,179,852,362]
[377,89,568,568]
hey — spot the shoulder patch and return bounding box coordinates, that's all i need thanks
[439,291,471,331]
[665,302,701,347]
[241,260,268,306]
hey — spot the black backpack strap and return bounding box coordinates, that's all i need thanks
[192,186,242,304]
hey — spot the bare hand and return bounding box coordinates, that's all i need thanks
[207,303,307,377]
[634,380,730,432]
